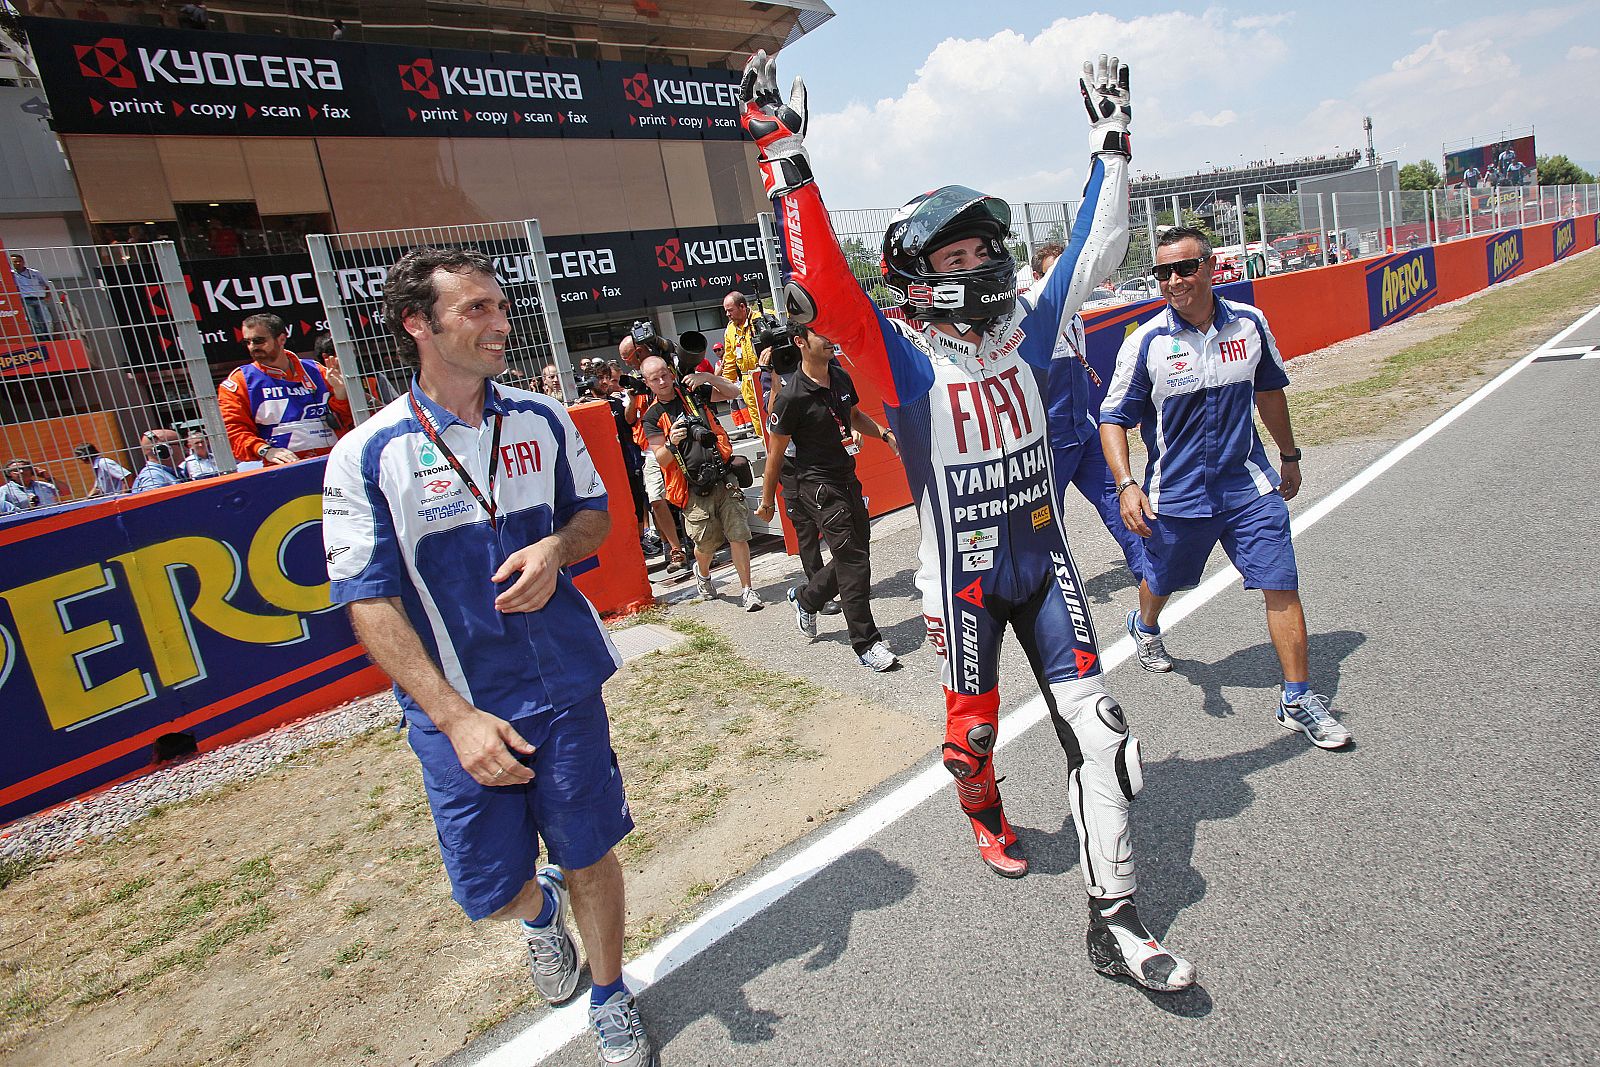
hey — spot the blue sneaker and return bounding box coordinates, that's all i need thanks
[1277,690,1352,749]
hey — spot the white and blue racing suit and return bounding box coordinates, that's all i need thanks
[772,152,1146,897]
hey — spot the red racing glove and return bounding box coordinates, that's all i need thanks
[739,49,814,198]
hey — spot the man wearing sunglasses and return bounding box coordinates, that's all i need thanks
[1100,226,1352,751]
[742,50,1197,992]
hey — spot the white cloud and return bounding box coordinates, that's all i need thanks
[1233,13,1292,30]
[795,6,1599,212]
[802,11,1294,208]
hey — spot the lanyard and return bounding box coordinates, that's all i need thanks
[409,392,503,529]
[1062,327,1102,387]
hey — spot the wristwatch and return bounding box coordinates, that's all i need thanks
[1280,448,1303,463]
[257,442,272,459]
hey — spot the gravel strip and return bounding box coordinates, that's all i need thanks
[0,691,402,864]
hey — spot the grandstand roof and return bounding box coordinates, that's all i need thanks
[1132,151,1363,201]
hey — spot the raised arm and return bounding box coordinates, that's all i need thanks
[740,51,931,407]
[1026,57,1133,361]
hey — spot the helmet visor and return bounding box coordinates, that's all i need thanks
[894,186,1012,259]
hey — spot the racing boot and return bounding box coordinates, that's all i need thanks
[963,799,1028,879]
[942,730,1027,878]
[1086,896,1197,992]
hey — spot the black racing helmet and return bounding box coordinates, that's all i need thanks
[881,185,1018,323]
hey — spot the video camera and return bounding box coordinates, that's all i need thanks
[752,316,803,376]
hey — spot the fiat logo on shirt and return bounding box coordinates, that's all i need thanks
[424,478,454,495]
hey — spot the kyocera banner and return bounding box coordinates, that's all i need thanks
[1365,248,1437,330]
[99,224,764,364]
[25,16,744,141]
[1486,229,1524,285]
[0,461,380,824]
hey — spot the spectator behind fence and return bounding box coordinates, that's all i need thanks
[9,254,59,340]
[3,458,63,510]
[639,354,762,609]
[540,363,563,399]
[75,442,131,496]
[220,313,352,465]
[130,429,183,494]
[314,332,402,407]
[181,429,220,480]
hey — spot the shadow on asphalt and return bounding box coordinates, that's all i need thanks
[1168,629,1367,718]
[635,848,915,1048]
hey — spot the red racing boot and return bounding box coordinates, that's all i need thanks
[964,799,1028,879]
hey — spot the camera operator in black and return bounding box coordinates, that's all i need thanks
[755,322,899,671]
[585,361,649,532]
[639,355,764,610]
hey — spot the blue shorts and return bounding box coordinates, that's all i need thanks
[1144,492,1298,596]
[407,690,634,920]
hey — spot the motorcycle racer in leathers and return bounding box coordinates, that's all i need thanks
[740,50,1196,991]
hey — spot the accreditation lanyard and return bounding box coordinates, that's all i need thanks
[410,392,503,529]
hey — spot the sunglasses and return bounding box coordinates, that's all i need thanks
[1152,257,1207,281]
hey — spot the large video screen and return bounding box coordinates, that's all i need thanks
[1444,135,1537,189]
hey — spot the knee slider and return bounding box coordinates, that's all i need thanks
[941,722,994,780]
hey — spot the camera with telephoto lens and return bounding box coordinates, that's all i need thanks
[753,316,803,376]
[618,371,647,394]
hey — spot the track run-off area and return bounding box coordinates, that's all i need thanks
[468,302,1600,1067]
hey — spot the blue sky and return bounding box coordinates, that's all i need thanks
[777,3,1600,210]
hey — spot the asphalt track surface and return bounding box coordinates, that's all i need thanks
[468,306,1600,1067]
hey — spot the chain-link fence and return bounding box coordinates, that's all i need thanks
[307,220,571,423]
[0,239,233,510]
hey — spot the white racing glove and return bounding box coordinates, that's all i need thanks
[1080,54,1132,158]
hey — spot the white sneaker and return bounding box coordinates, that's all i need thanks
[1277,690,1352,749]
[740,587,764,612]
[523,867,579,1004]
[787,587,818,638]
[694,567,715,601]
[1125,609,1173,673]
[858,641,898,672]
[589,988,657,1066]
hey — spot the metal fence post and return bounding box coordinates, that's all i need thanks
[521,219,574,403]
[1019,202,1037,271]
[1144,197,1158,263]
[306,233,375,426]
[152,240,236,473]
[1256,193,1269,254]
[757,211,787,321]
[1331,193,1342,258]
[1317,194,1329,265]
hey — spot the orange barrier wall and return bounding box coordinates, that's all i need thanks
[566,400,653,617]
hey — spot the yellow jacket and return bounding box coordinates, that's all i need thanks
[720,317,762,420]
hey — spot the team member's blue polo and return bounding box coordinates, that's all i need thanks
[323,379,629,918]
[1100,296,1298,595]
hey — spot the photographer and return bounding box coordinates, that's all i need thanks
[755,322,898,671]
[639,355,763,610]
[130,428,184,493]
[617,329,688,572]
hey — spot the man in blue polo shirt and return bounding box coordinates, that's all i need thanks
[323,247,655,1067]
[1099,227,1351,750]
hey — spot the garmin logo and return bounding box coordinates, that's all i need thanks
[138,48,343,91]
[979,288,1015,304]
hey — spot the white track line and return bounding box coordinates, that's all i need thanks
[472,301,1600,1067]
